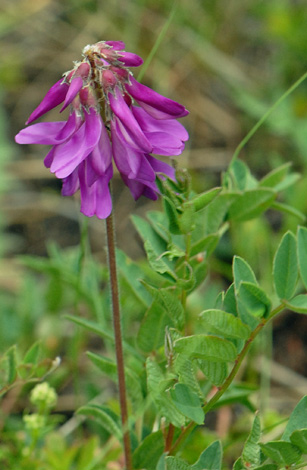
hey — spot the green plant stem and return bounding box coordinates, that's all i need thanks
[169,302,286,455]
[137,2,177,83]
[229,70,307,167]
[106,210,132,470]
[181,232,192,315]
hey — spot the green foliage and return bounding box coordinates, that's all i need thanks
[77,404,122,440]
[297,226,307,289]
[282,396,307,441]
[3,157,307,469]
[133,431,165,470]
[4,13,307,463]
[199,309,251,339]
[170,383,204,425]
[191,440,222,470]
[0,343,59,398]
[273,231,298,300]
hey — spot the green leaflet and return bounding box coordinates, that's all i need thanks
[131,214,177,279]
[260,441,302,466]
[157,287,185,329]
[144,240,177,278]
[198,360,228,387]
[271,201,305,222]
[228,188,275,222]
[87,351,117,381]
[199,309,251,339]
[259,162,292,189]
[133,431,165,470]
[174,354,203,398]
[77,404,121,440]
[165,456,191,470]
[4,345,17,385]
[23,341,41,365]
[229,159,257,191]
[283,396,307,441]
[252,465,277,470]
[290,428,307,453]
[233,256,258,290]
[163,195,181,234]
[284,295,307,313]
[137,298,174,352]
[190,233,219,257]
[273,231,298,300]
[146,358,186,428]
[297,226,307,290]
[223,283,238,316]
[232,457,245,470]
[202,192,238,235]
[238,282,271,319]
[170,383,204,424]
[174,335,237,362]
[116,249,152,307]
[191,440,222,470]
[242,415,261,467]
[179,202,196,234]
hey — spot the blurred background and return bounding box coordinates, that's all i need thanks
[3,0,307,257]
[1,0,307,445]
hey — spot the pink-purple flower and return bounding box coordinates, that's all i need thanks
[15,41,189,219]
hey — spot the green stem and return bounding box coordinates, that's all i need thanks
[106,209,132,470]
[137,2,177,83]
[170,302,286,455]
[229,70,307,168]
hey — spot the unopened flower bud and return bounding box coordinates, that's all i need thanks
[23,413,46,431]
[79,86,98,108]
[30,382,57,410]
[75,62,91,79]
[101,69,117,88]
[110,66,129,80]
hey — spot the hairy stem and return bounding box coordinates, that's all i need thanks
[106,210,132,470]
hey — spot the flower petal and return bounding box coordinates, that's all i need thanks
[121,174,158,201]
[109,87,152,152]
[26,79,69,124]
[135,154,156,182]
[144,131,185,156]
[79,162,113,219]
[15,112,81,146]
[132,106,189,141]
[15,122,67,145]
[125,76,189,119]
[94,166,113,219]
[61,77,83,112]
[61,168,79,196]
[44,146,55,168]
[118,52,143,67]
[105,40,125,50]
[86,122,112,185]
[50,110,102,178]
[111,120,142,177]
[145,155,176,180]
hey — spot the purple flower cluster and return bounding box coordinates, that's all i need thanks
[15,41,189,219]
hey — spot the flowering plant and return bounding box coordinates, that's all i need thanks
[6,39,307,470]
[15,41,188,218]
